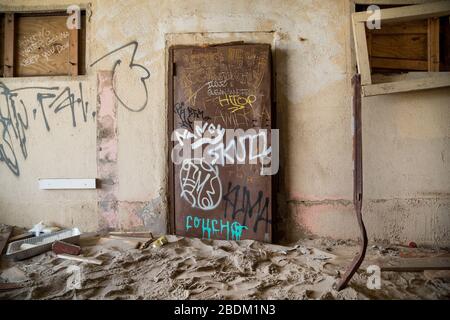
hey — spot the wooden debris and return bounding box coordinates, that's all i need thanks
[139,238,154,250]
[382,266,450,272]
[0,282,26,291]
[0,225,13,254]
[52,241,81,256]
[399,250,445,259]
[81,231,108,239]
[109,231,153,238]
[105,236,154,250]
[56,254,103,265]
[97,237,140,250]
[381,257,450,272]
[3,13,14,77]
[8,232,34,243]
[109,235,152,243]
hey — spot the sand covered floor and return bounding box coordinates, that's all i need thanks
[1,235,449,300]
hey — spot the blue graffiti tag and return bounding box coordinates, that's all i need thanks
[185,215,248,240]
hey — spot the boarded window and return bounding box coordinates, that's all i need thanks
[356,4,450,73]
[352,2,450,96]
[1,11,86,77]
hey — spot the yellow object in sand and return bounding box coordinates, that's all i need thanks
[151,236,168,248]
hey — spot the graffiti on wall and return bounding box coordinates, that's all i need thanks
[91,42,151,229]
[1,41,151,177]
[90,41,150,112]
[0,82,90,176]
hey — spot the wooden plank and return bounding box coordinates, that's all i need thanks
[0,225,13,255]
[424,270,450,279]
[38,178,96,190]
[428,17,440,71]
[0,283,26,291]
[442,15,450,71]
[78,11,86,75]
[7,232,34,243]
[353,20,372,85]
[1,6,88,14]
[56,254,103,265]
[97,237,141,250]
[69,27,78,76]
[369,19,428,34]
[367,31,372,58]
[382,266,450,272]
[16,14,70,77]
[0,14,4,76]
[109,231,153,238]
[371,34,427,60]
[370,57,428,70]
[362,72,450,96]
[3,13,14,77]
[108,235,151,242]
[381,257,450,272]
[353,1,450,24]
[353,0,429,4]
[139,238,154,250]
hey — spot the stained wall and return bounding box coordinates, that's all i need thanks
[0,0,448,245]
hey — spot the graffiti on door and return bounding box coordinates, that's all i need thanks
[171,44,277,242]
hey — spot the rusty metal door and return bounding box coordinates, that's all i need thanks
[168,43,274,242]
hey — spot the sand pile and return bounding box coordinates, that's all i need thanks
[0,235,449,300]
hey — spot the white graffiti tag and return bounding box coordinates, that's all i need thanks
[179,158,222,211]
[172,121,279,175]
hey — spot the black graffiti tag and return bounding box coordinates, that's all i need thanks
[174,102,211,131]
[222,182,271,233]
[0,82,89,176]
[90,41,150,112]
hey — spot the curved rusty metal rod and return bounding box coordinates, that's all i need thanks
[337,74,368,291]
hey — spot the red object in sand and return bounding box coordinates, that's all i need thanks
[408,241,417,248]
[52,240,81,255]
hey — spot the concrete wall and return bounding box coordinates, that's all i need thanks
[0,0,448,246]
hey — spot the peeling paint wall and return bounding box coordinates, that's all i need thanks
[0,0,448,245]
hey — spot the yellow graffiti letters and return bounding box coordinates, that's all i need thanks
[218,94,256,113]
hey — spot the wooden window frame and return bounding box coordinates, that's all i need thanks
[1,9,85,78]
[352,1,450,96]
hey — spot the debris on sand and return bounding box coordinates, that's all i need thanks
[0,236,449,300]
